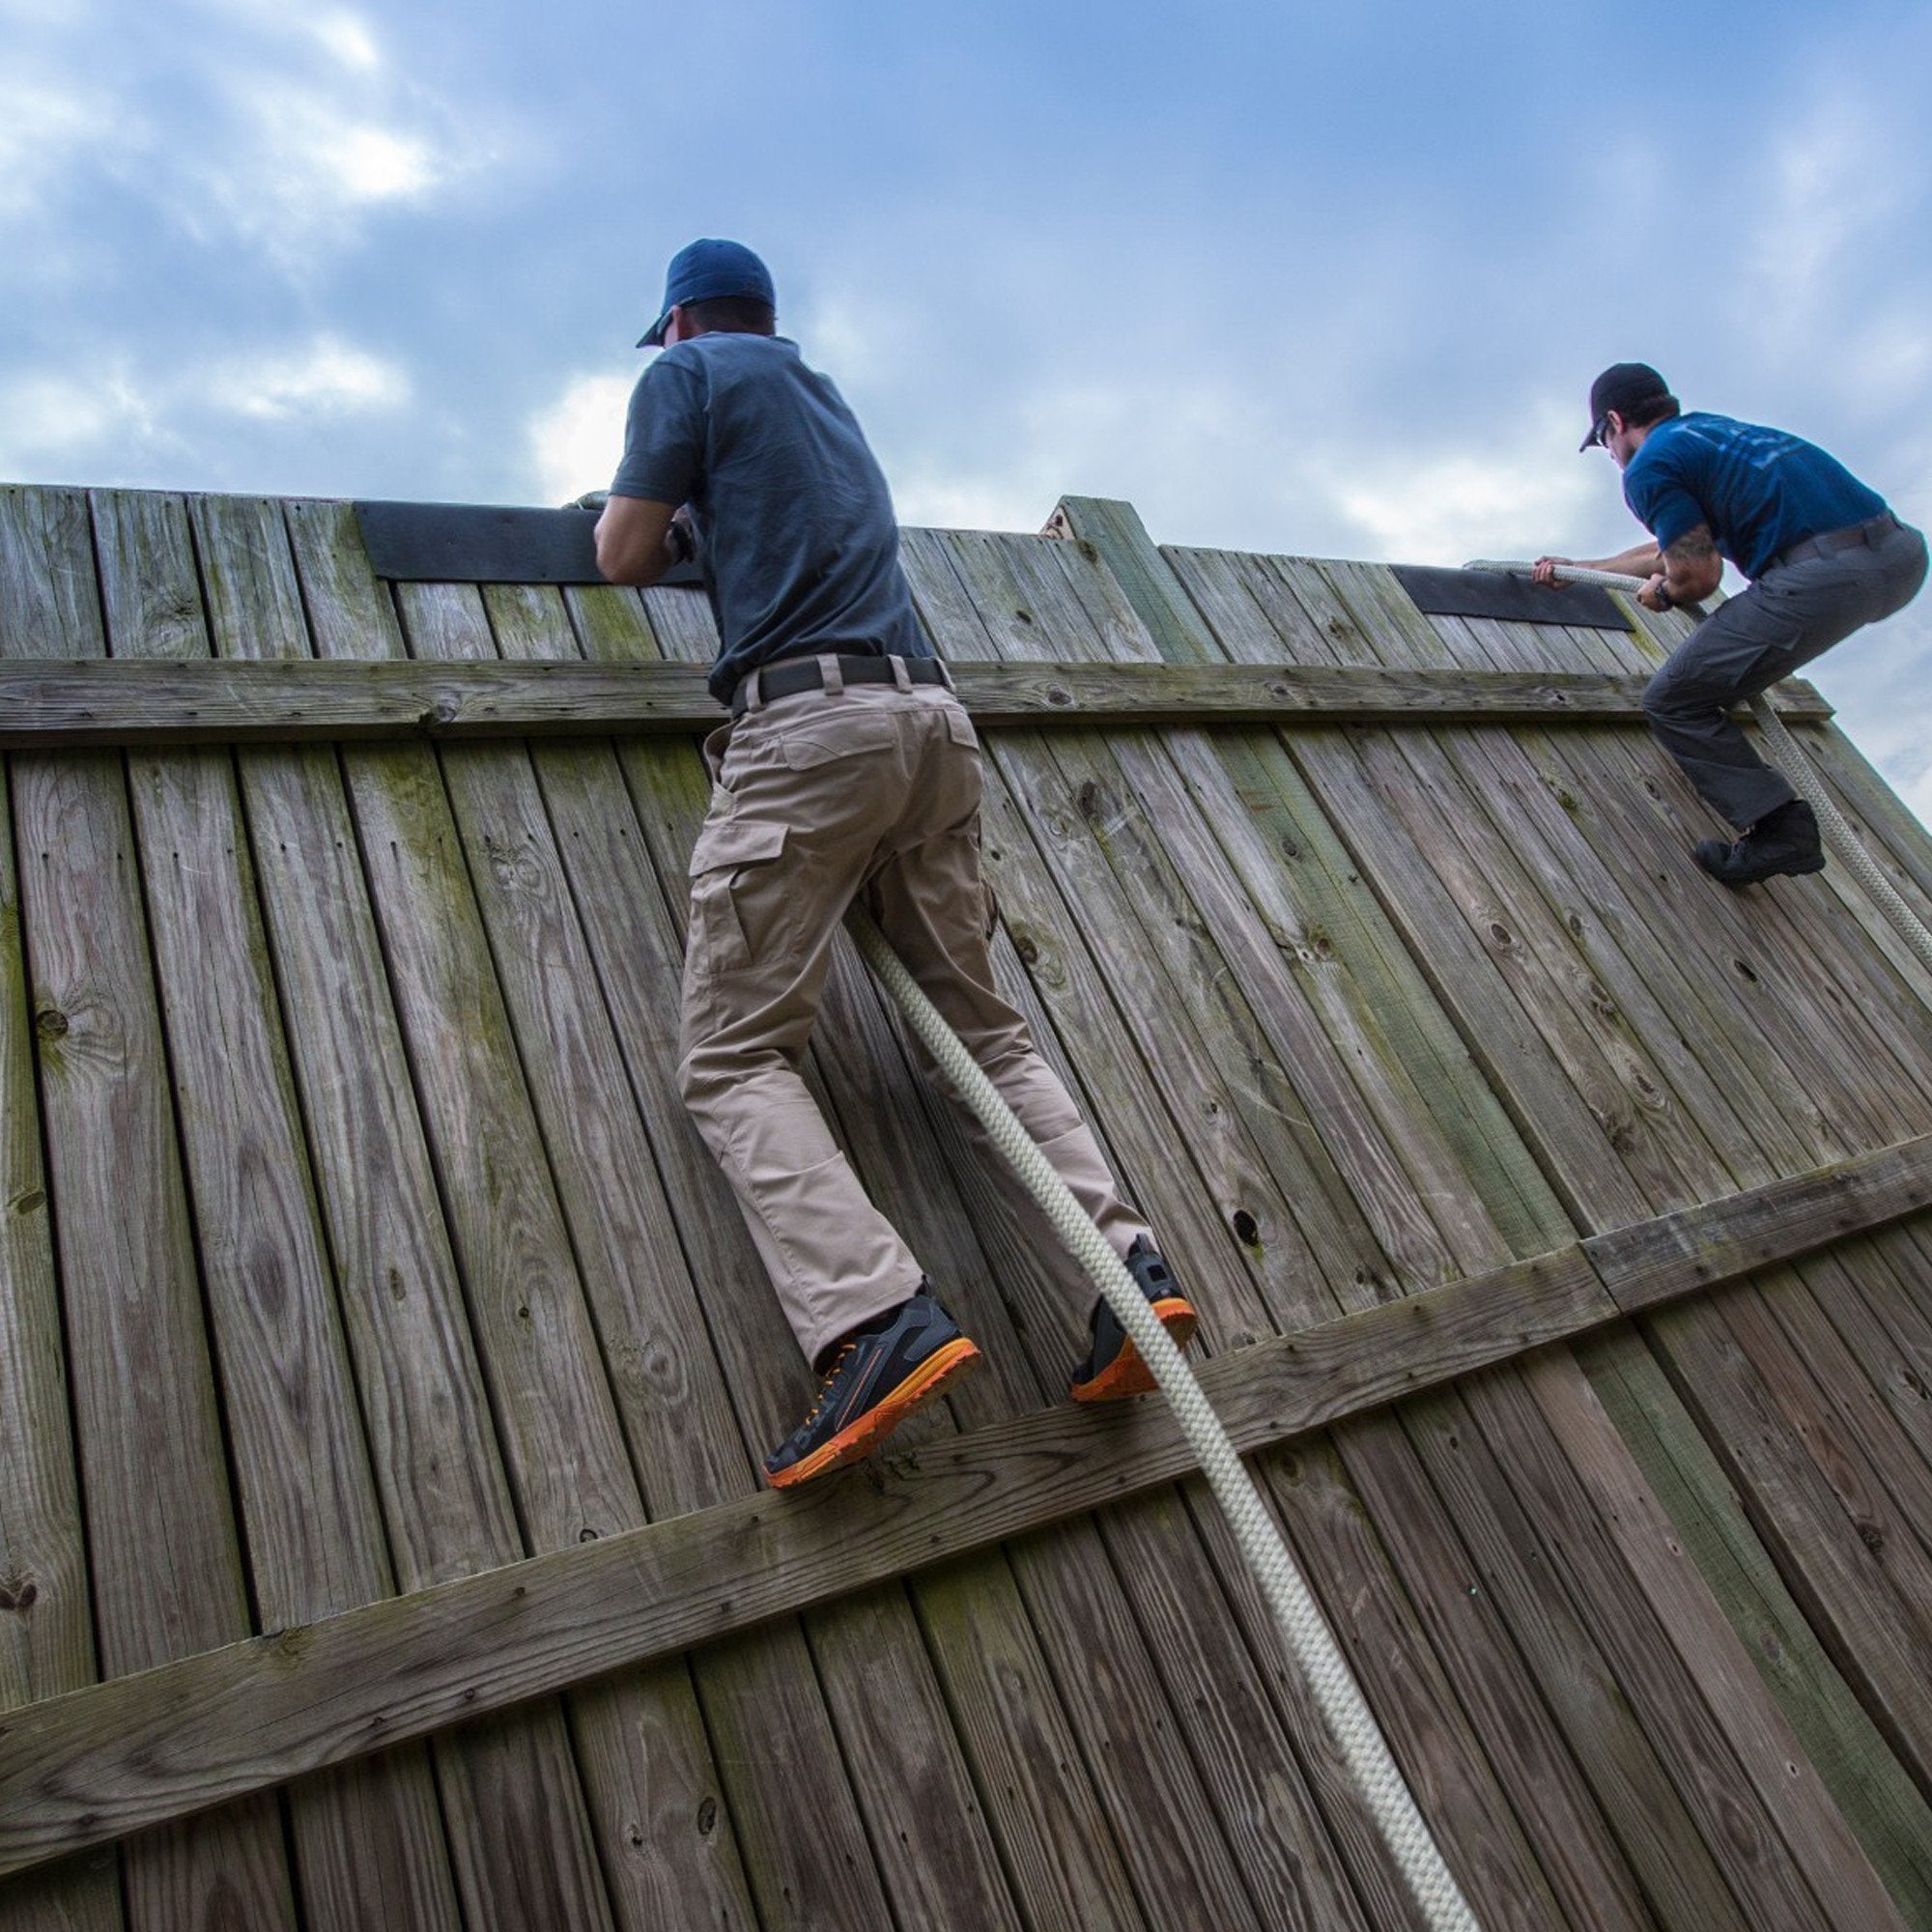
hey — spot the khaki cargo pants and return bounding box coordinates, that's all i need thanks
[677,660,1151,1369]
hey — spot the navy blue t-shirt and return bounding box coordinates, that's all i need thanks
[610,332,930,702]
[1622,412,1888,581]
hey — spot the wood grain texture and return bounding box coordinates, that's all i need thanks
[0,483,299,1927]
[0,653,1833,746]
[289,500,766,1932]
[8,1124,1930,1881]
[0,502,123,1932]
[93,485,467,1932]
[1090,511,1919,1930]
[200,493,642,1932]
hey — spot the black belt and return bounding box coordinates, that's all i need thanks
[730,652,950,717]
[1772,510,1900,571]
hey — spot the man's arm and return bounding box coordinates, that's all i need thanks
[594,495,686,586]
[1532,540,1663,585]
[1651,524,1723,610]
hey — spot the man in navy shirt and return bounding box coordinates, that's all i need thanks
[1536,362,1925,884]
[595,241,1194,1488]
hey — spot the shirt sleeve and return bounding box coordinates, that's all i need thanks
[610,354,705,504]
[1623,446,1704,554]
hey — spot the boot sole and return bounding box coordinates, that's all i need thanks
[1701,853,1828,886]
[766,1337,982,1489]
[1070,1297,1198,1404]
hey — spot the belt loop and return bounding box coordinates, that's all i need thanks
[817,652,845,697]
[933,657,955,691]
[889,654,913,692]
[741,668,765,716]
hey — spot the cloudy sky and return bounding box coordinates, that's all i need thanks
[5,0,1930,810]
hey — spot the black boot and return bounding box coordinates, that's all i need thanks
[1693,799,1825,886]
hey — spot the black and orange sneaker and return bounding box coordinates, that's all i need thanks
[764,1289,981,1490]
[1069,1236,1197,1403]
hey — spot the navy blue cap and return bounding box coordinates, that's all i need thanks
[1580,361,1671,450]
[639,239,776,348]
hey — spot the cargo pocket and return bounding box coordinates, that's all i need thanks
[687,818,789,972]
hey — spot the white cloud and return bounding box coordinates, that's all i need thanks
[0,367,149,463]
[0,335,409,481]
[1331,444,1598,568]
[311,11,382,70]
[0,5,472,271]
[175,77,452,261]
[200,336,411,418]
[527,372,635,506]
[0,72,118,219]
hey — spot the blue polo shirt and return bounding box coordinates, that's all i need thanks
[611,332,930,703]
[1622,412,1887,581]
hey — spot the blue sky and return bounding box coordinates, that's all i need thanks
[5,0,1930,812]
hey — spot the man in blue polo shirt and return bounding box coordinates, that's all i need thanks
[1535,362,1925,884]
[594,240,1195,1489]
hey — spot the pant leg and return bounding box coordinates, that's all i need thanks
[864,696,1152,1311]
[1643,522,1928,829]
[676,695,926,1369]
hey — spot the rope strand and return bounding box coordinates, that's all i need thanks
[848,905,1481,1932]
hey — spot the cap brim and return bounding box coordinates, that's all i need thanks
[638,310,672,349]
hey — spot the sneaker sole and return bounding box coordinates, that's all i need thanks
[766,1337,982,1490]
[1070,1297,1198,1404]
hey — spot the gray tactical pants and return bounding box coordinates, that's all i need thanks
[1642,516,1927,828]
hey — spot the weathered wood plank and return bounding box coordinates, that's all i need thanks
[0,1245,1598,1880]
[201,494,657,1932]
[284,501,631,1932]
[0,562,122,1932]
[5,1122,1930,1879]
[96,485,467,1932]
[0,654,1833,745]
[1113,522,1909,1924]
[1588,1139,1932,1311]
[0,484,301,1931]
[1079,511,1747,1925]
[1060,517,1764,1928]
[936,530,1466,1929]
[1425,669,1932,1741]
[1293,555,1919,1929]
[915,527,1460,1924]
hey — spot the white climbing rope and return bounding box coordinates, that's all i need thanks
[847,905,1482,1932]
[1463,559,1932,980]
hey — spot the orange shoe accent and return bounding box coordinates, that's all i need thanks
[1070,1297,1198,1404]
[765,1337,982,1490]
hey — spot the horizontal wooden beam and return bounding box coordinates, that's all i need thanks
[0,658,1833,749]
[3,1134,1924,1878]
[1583,1134,1932,1312]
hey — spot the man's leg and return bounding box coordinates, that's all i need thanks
[1644,529,1927,830]
[676,713,927,1372]
[859,696,1197,1402]
[679,692,985,1488]
[863,758,1151,1280]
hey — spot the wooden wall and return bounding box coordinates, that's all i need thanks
[2,481,1930,1931]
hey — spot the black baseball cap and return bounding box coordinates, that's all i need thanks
[1580,361,1671,450]
[639,239,777,348]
